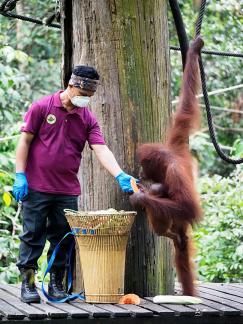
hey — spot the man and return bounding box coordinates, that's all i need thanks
[13,65,138,303]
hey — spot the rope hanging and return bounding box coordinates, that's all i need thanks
[195,0,243,164]
[195,0,206,36]
[169,0,243,164]
[168,0,189,70]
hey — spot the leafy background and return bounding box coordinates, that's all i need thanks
[0,0,242,284]
[0,0,61,283]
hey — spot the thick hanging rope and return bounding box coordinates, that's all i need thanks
[169,0,243,164]
[195,0,206,36]
[0,10,60,28]
[168,0,189,70]
[0,0,60,28]
[0,0,19,11]
[195,0,243,164]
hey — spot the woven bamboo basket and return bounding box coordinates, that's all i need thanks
[64,209,136,303]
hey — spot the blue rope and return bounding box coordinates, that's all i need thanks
[42,228,85,303]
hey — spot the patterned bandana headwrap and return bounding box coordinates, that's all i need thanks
[69,74,99,92]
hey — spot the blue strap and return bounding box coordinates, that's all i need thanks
[42,229,85,303]
[66,239,75,293]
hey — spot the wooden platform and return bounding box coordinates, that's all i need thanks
[0,283,242,323]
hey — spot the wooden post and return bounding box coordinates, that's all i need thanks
[61,0,174,296]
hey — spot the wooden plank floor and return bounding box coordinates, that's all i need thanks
[0,283,242,323]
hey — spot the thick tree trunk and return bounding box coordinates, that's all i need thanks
[61,0,174,296]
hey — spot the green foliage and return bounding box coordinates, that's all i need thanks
[0,0,61,123]
[189,132,242,176]
[0,1,61,283]
[195,167,243,282]
[0,168,20,283]
[0,43,30,129]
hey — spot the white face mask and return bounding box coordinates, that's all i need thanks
[67,91,90,108]
[70,95,90,108]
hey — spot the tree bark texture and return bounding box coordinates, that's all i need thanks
[61,0,174,296]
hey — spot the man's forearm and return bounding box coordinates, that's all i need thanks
[16,137,32,172]
[92,145,122,177]
[92,144,138,193]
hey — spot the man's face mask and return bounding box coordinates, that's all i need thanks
[70,95,90,108]
[67,90,91,108]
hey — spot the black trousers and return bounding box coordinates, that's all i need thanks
[17,189,78,271]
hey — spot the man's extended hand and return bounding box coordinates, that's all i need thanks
[115,171,139,193]
[13,172,28,202]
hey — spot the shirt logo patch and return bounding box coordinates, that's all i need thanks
[46,114,56,124]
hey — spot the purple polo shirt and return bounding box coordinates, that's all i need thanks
[21,90,105,195]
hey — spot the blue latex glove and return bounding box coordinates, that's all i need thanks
[115,171,139,193]
[13,172,28,202]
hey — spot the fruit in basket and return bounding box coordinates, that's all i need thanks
[66,209,136,234]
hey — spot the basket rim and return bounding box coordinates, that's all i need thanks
[64,209,137,217]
